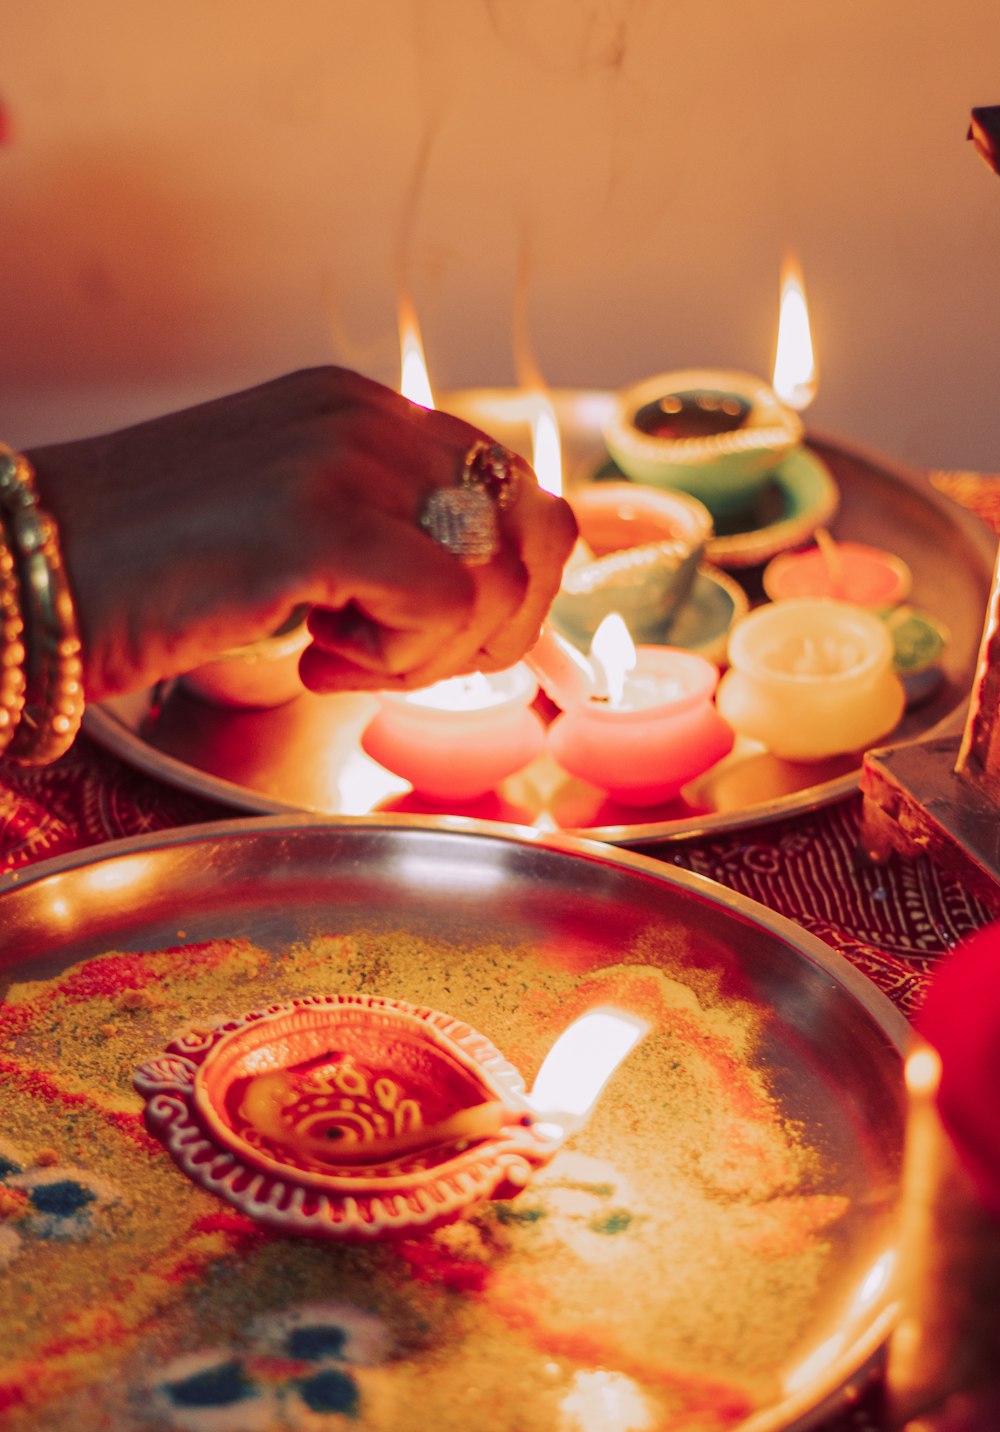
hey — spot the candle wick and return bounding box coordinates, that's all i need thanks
[814,527,845,598]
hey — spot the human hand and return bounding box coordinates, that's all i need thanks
[26,367,578,701]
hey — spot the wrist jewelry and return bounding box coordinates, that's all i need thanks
[0,519,27,757]
[0,443,84,765]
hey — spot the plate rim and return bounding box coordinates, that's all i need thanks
[0,811,913,1053]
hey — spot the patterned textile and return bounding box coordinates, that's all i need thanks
[0,732,995,1432]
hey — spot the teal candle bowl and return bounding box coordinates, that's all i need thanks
[605,369,804,520]
[551,551,748,667]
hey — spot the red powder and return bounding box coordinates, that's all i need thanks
[0,1057,161,1154]
[394,1238,493,1294]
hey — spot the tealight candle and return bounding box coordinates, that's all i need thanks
[361,664,544,803]
[547,620,734,807]
[763,531,912,608]
[716,598,906,761]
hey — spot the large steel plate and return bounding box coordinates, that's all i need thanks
[83,393,996,844]
[0,817,907,1431]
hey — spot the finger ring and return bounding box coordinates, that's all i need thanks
[419,440,519,566]
[461,440,520,511]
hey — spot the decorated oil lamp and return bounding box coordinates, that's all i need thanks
[134,995,647,1240]
[604,368,803,520]
[603,259,815,521]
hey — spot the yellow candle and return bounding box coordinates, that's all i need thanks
[716,598,906,761]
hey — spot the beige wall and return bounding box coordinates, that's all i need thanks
[3,1,1000,473]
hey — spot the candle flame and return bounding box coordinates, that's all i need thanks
[398,298,435,410]
[531,392,563,497]
[772,255,817,411]
[528,1006,649,1135]
[905,1044,942,1096]
[590,612,637,706]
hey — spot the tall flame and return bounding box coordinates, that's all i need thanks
[531,393,563,497]
[590,612,637,706]
[772,255,817,411]
[528,1007,649,1133]
[398,297,435,410]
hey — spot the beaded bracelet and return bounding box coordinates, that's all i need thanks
[0,443,84,766]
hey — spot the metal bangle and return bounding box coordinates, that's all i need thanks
[0,443,84,766]
[0,518,27,757]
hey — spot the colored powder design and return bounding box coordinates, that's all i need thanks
[0,927,860,1431]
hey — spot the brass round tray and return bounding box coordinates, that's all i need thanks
[0,816,908,1431]
[84,397,995,846]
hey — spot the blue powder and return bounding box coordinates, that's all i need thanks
[288,1325,349,1360]
[166,1361,254,1408]
[29,1180,96,1216]
[297,1369,359,1415]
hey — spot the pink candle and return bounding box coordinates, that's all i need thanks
[361,665,544,803]
[763,535,912,607]
[547,646,734,807]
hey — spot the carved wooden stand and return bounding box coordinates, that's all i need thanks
[860,472,1000,913]
[860,109,1000,915]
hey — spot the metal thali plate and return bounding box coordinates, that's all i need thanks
[84,393,996,845]
[0,816,907,1431]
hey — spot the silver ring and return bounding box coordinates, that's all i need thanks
[461,440,519,511]
[419,440,519,566]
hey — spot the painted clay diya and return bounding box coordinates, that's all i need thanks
[552,552,748,665]
[135,995,645,1240]
[604,369,804,519]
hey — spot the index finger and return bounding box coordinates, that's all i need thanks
[476,469,579,671]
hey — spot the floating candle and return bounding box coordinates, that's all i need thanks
[547,615,734,807]
[763,533,912,608]
[361,664,544,802]
[716,598,906,761]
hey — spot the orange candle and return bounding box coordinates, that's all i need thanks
[763,534,911,608]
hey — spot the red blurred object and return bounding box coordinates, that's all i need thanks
[0,97,10,144]
[917,921,1000,1219]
